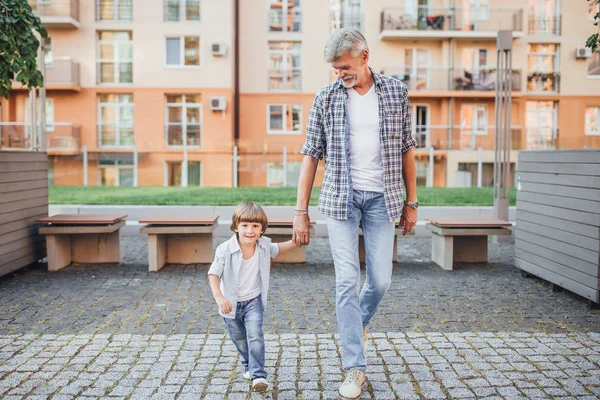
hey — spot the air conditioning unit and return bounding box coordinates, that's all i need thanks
[575,47,592,59]
[212,43,227,57]
[209,96,227,111]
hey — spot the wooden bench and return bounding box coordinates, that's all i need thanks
[267,217,315,263]
[37,214,128,272]
[426,217,512,270]
[139,215,219,272]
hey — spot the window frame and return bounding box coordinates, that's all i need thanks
[585,106,600,136]
[268,41,302,92]
[266,161,302,187]
[96,0,133,21]
[98,159,134,187]
[268,0,302,32]
[97,94,135,148]
[164,94,203,148]
[165,36,201,68]
[527,43,559,92]
[97,31,133,85]
[588,51,600,79]
[460,104,489,136]
[266,103,303,135]
[164,0,200,22]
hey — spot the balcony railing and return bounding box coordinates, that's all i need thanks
[412,125,523,150]
[526,73,560,93]
[45,57,80,88]
[29,0,80,28]
[0,122,80,152]
[528,16,561,35]
[268,69,301,91]
[380,67,522,92]
[380,4,523,35]
[453,67,521,91]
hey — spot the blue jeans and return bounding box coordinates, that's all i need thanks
[223,295,266,379]
[326,190,396,371]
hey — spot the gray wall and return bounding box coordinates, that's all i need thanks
[0,152,48,277]
[515,150,600,304]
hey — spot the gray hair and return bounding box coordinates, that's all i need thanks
[323,28,369,63]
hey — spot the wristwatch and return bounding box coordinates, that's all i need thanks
[404,201,419,209]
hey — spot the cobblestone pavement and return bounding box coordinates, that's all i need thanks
[1,237,599,399]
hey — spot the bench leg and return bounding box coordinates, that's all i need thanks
[453,236,488,263]
[271,234,306,263]
[166,234,213,264]
[46,234,72,272]
[431,232,453,271]
[148,234,167,272]
[71,232,121,264]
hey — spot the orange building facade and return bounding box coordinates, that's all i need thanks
[2,0,599,188]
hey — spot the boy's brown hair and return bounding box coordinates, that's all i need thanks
[230,201,268,235]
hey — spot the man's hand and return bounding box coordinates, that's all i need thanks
[293,213,311,245]
[399,206,417,235]
[215,296,232,314]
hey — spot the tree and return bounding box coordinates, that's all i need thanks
[589,0,600,51]
[0,1,48,100]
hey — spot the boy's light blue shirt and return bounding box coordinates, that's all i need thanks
[207,234,280,319]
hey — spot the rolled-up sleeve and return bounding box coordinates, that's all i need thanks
[300,92,326,160]
[207,245,225,277]
[401,85,417,153]
[270,242,280,259]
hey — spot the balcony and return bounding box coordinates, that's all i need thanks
[380,67,522,93]
[413,125,523,150]
[527,72,560,93]
[0,122,81,154]
[528,16,561,35]
[29,0,80,29]
[380,4,523,40]
[45,57,80,90]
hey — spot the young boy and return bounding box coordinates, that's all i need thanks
[208,201,298,392]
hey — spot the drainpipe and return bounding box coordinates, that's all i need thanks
[233,0,240,187]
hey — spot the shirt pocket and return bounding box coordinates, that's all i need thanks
[383,104,403,139]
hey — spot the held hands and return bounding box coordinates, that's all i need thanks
[399,205,418,235]
[215,296,232,315]
[292,213,311,246]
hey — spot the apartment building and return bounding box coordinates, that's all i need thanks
[1,0,599,188]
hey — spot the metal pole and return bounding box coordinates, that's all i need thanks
[30,89,36,150]
[477,147,482,188]
[182,129,188,187]
[133,146,138,187]
[233,145,238,187]
[39,37,47,152]
[282,145,288,187]
[427,146,434,187]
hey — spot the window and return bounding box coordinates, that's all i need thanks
[461,104,488,149]
[43,37,53,67]
[99,159,134,187]
[268,42,301,91]
[167,161,201,186]
[403,48,429,90]
[165,94,202,147]
[97,31,133,84]
[25,98,54,132]
[330,0,363,32]
[166,36,200,67]
[528,0,560,34]
[469,0,490,21]
[267,104,302,134]
[96,0,133,21]
[527,44,559,92]
[98,94,134,147]
[267,162,301,187]
[590,1,600,21]
[589,51,600,77]
[585,107,600,135]
[526,101,557,149]
[165,0,200,21]
[416,162,428,186]
[268,0,301,32]
[411,104,429,148]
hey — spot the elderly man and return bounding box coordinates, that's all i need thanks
[292,29,418,399]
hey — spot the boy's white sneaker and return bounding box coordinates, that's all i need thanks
[252,378,268,392]
[243,371,250,380]
[339,369,365,399]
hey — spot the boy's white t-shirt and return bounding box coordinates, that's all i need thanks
[237,249,261,301]
[347,84,384,192]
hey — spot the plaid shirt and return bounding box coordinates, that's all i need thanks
[300,68,417,221]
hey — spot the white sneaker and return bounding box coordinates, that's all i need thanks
[363,326,368,355]
[339,369,365,399]
[243,371,250,380]
[252,378,268,392]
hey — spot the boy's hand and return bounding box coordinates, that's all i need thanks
[216,296,232,314]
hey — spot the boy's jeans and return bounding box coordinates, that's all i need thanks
[326,190,396,371]
[224,295,266,379]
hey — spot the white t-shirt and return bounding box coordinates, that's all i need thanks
[347,84,384,192]
[237,249,261,301]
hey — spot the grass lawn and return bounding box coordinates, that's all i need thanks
[49,186,517,206]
